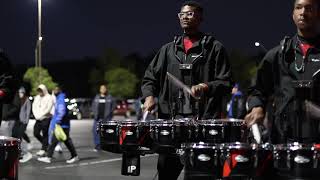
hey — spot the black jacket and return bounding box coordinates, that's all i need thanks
[248,34,320,143]
[0,50,16,124]
[141,33,232,119]
[91,94,116,121]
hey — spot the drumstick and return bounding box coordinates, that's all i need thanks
[142,111,149,121]
[251,123,261,144]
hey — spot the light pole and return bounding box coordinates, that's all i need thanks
[37,0,42,68]
[34,0,43,84]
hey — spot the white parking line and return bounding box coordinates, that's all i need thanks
[44,154,157,170]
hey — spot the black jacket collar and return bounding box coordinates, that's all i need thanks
[292,34,320,52]
[175,32,207,52]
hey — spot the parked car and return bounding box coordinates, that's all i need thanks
[66,98,93,120]
[113,99,131,117]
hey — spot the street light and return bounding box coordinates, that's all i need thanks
[254,41,267,53]
[35,0,42,84]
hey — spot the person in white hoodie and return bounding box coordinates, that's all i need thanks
[32,84,54,156]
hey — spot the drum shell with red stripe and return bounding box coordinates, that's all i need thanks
[0,136,20,180]
[119,120,151,150]
[273,143,320,179]
[181,143,223,180]
[221,142,273,178]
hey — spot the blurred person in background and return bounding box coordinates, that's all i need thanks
[14,87,32,163]
[50,91,63,153]
[91,84,116,151]
[32,84,54,156]
[38,85,79,164]
[227,83,246,119]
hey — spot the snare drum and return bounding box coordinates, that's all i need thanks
[99,121,120,153]
[198,119,245,143]
[150,119,193,151]
[0,136,20,180]
[273,143,320,179]
[181,143,222,180]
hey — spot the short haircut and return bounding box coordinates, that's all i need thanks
[294,0,320,9]
[100,84,107,88]
[181,1,203,15]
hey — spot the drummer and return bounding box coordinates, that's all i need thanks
[141,1,232,179]
[245,0,320,179]
[245,0,320,145]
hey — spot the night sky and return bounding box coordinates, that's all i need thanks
[0,0,295,65]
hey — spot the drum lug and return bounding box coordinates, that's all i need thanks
[220,149,225,165]
[195,126,199,137]
[136,128,139,140]
[273,150,279,168]
[150,127,154,139]
[202,127,205,138]
[286,150,291,169]
[116,125,119,136]
[313,150,318,168]
[253,151,258,168]
[190,150,194,167]
[171,127,175,139]
[214,150,218,166]
[155,127,159,140]
[221,126,225,140]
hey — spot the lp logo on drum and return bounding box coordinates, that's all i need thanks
[128,165,137,173]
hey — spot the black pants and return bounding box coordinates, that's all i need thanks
[22,132,30,143]
[157,153,184,180]
[12,122,27,139]
[33,118,50,151]
[47,128,77,158]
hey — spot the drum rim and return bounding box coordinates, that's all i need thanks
[150,119,173,125]
[101,121,118,125]
[182,142,220,149]
[221,142,251,149]
[251,143,273,150]
[198,118,244,125]
[274,143,318,150]
[174,118,193,122]
[0,136,20,146]
[138,120,150,125]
